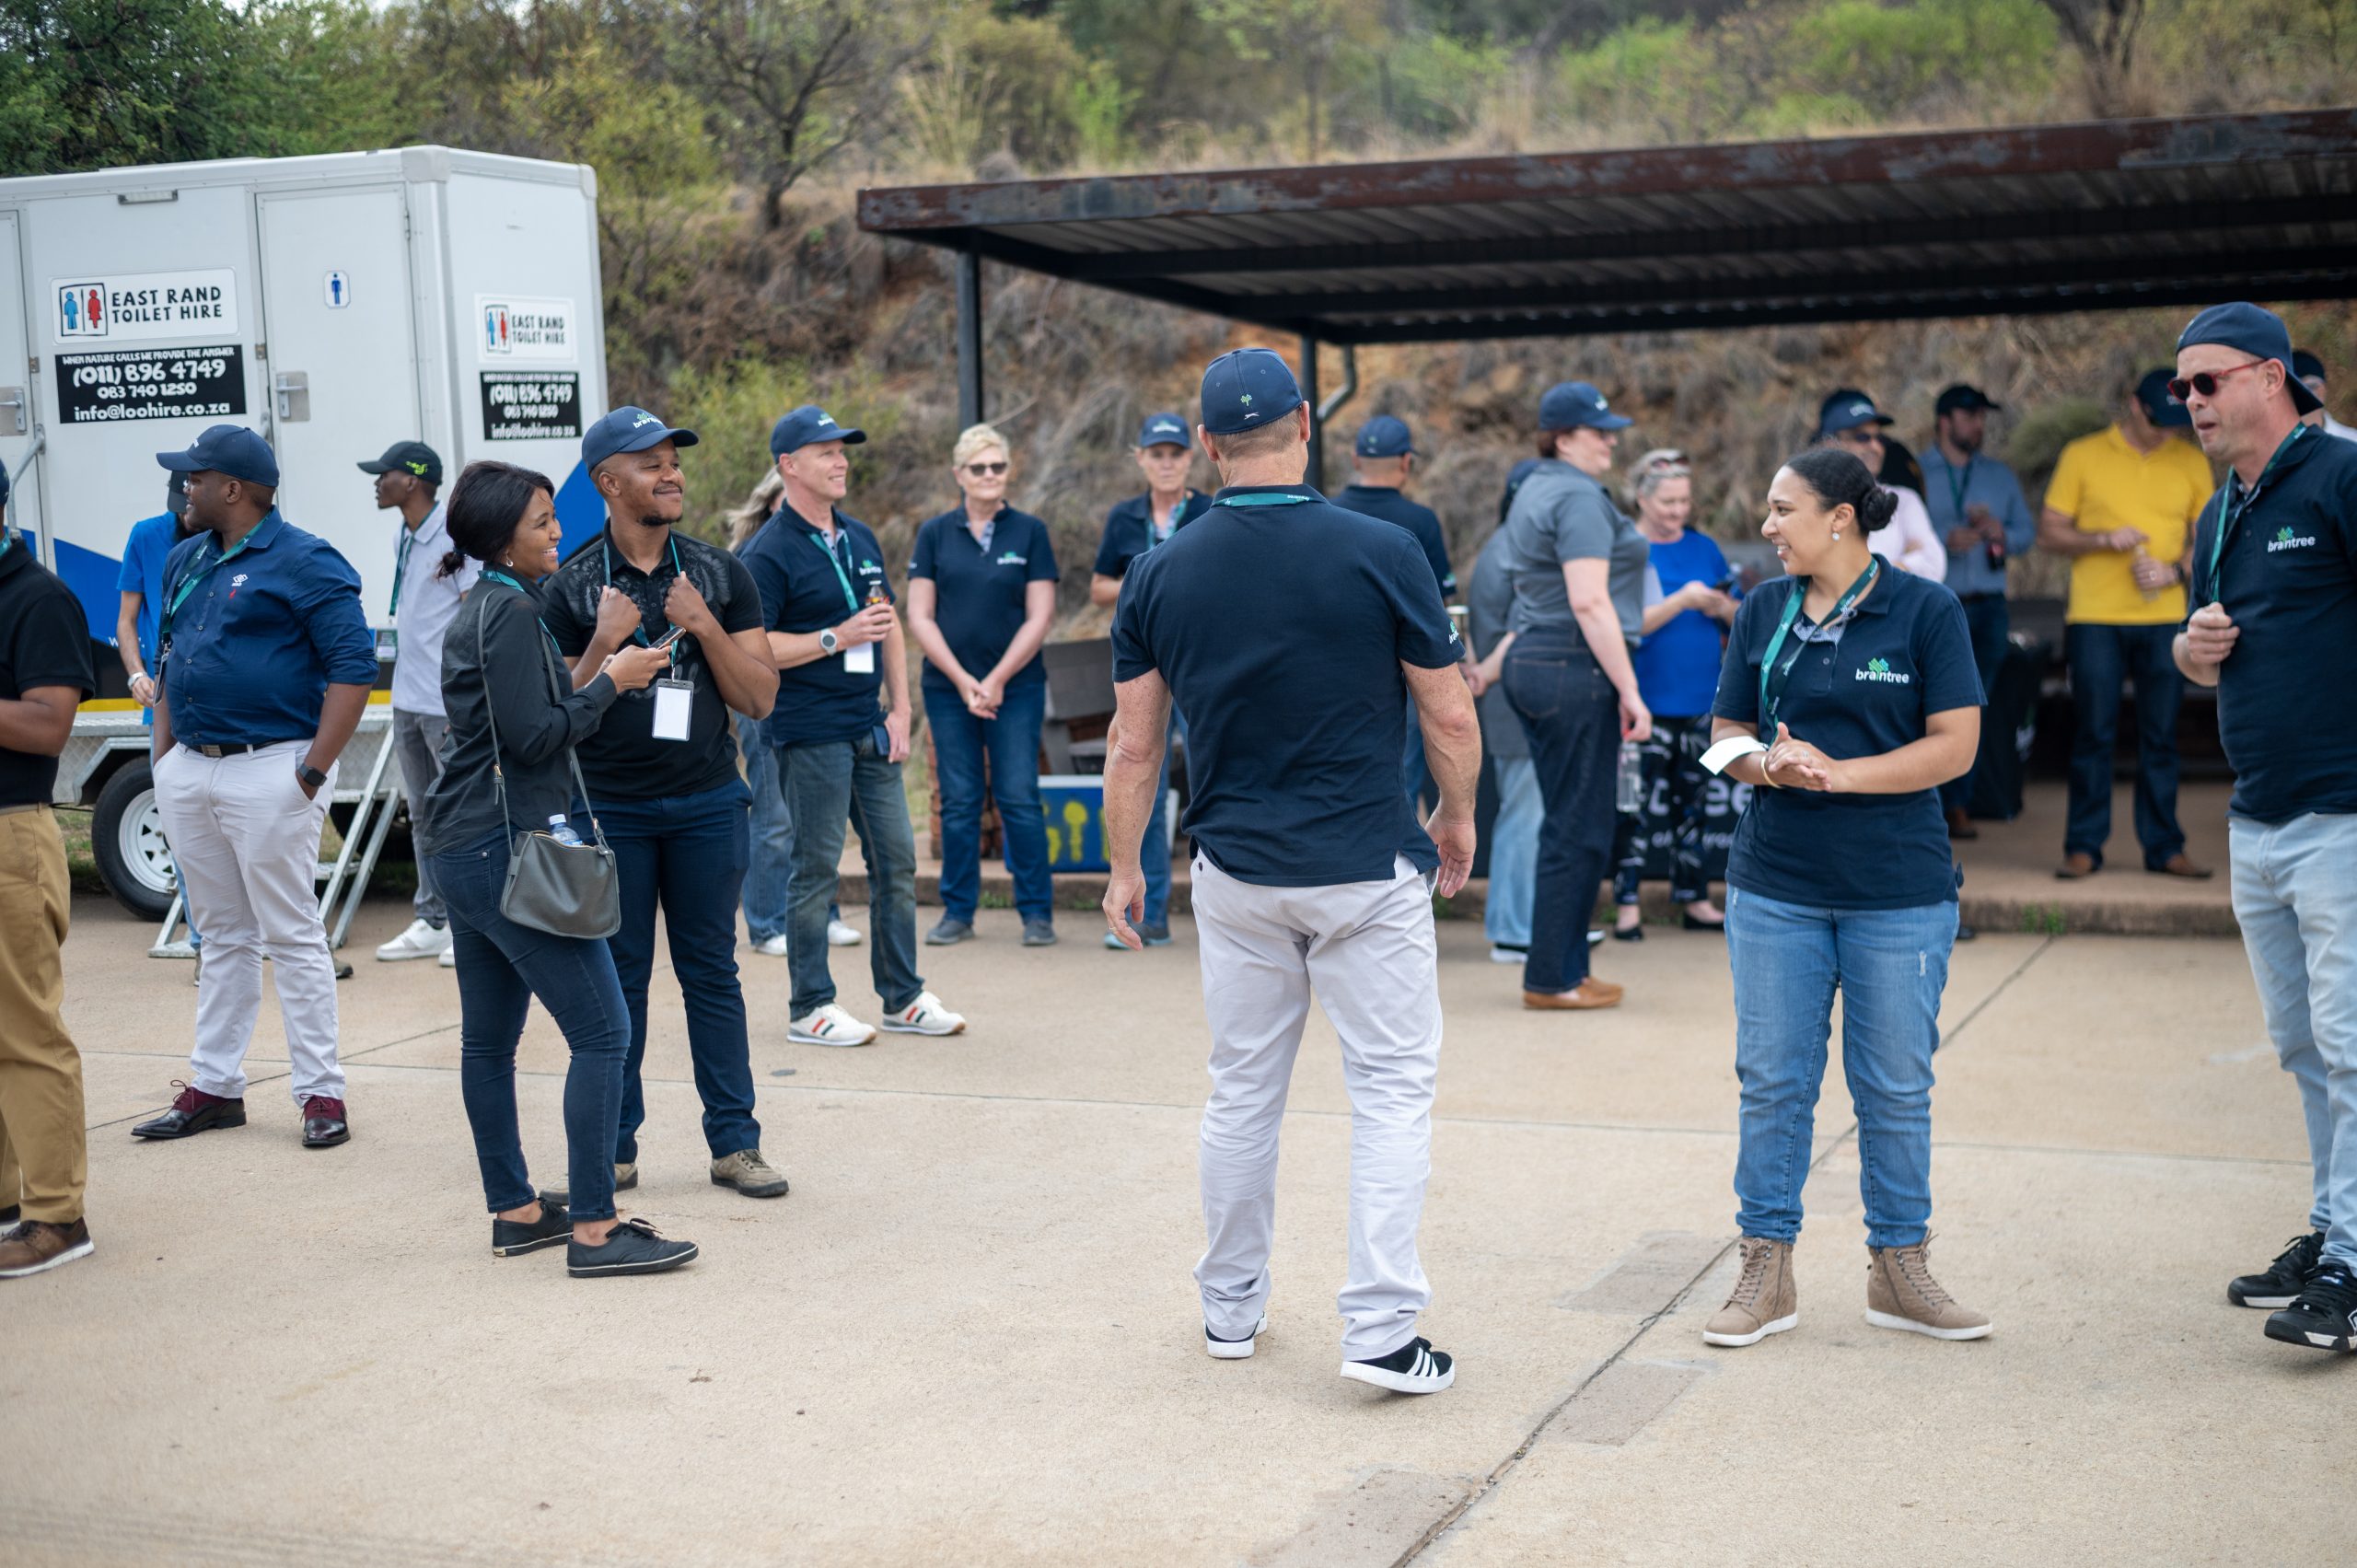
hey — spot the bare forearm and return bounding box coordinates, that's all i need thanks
[882,622,910,714]
[706,629,779,719]
[306,684,372,772]
[1712,720,1771,789]
[987,613,1054,687]
[1417,694,1481,816]
[568,630,625,691]
[1089,574,1122,608]
[0,691,77,757]
[1102,711,1168,873]
[1833,733,1978,794]
[766,629,835,670]
[909,617,971,689]
[116,602,146,678]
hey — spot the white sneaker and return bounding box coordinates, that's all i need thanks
[750,934,790,958]
[1207,1313,1269,1360]
[789,1004,877,1047]
[827,919,864,947]
[1489,946,1526,964]
[879,991,966,1036]
[377,918,453,962]
[438,947,458,970]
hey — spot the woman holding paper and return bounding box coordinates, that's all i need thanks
[1698,447,1989,1350]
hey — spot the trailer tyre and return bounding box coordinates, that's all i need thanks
[93,759,179,921]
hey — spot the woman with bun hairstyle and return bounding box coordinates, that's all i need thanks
[419,460,697,1278]
[1700,447,1990,1350]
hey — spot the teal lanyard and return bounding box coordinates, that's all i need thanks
[806,524,861,613]
[481,569,563,656]
[159,528,260,644]
[1213,492,1317,509]
[603,535,683,666]
[2206,424,2310,605]
[1147,492,1195,547]
[1757,558,1881,734]
[1942,457,1970,527]
[390,525,414,619]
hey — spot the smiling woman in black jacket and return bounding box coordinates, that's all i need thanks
[418,461,692,1279]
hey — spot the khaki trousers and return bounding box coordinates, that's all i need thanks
[0,806,86,1224]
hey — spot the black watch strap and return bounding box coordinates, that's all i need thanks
[297,762,330,788]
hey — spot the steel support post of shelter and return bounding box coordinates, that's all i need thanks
[955,251,985,428]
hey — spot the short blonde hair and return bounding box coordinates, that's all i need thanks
[951,423,1009,472]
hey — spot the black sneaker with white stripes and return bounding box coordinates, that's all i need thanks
[2228,1230,2323,1308]
[2263,1260,2357,1353]
[1206,1313,1268,1360]
[565,1216,699,1278]
[1341,1336,1454,1394]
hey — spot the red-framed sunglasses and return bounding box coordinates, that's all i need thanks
[2167,359,2270,402]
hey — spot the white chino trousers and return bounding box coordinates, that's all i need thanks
[1190,853,1443,1360]
[153,741,343,1105]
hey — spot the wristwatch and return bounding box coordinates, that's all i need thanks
[296,762,330,792]
[819,628,841,655]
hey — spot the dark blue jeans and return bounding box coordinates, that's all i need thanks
[779,735,924,1017]
[430,827,631,1221]
[923,678,1052,924]
[2063,621,2186,868]
[740,720,837,942]
[1505,628,1618,993]
[593,777,758,1164]
[1940,594,2009,814]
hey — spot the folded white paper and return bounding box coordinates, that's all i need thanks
[1700,734,1768,775]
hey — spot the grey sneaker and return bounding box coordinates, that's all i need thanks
[925,917,975,946]
[710,1147,791,1199]
[537,1164,636,1207]
[1021,920,1057,947]
[1865,1238,1991,1341]
[1703,1237,1797,1347]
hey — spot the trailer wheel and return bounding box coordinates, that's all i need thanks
[93,759,178,921]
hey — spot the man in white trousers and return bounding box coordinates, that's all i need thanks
[1103,347,1481,1394]
[132,426,376,1149]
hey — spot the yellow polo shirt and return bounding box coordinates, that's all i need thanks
[2045,424,2215,625]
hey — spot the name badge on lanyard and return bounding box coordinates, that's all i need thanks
[651,678,694,741]
[812,525,878,672]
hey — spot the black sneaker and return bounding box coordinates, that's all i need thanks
[1340,1336,1455,1394]
[2264,1260,2357,1353]
[1205,1313,1268,1360]
[490,1194,572,1257]
[566,1216,699,1278]
[1021,920,1058,947]
[2230,1230,2324,1308]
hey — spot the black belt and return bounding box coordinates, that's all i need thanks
[1955,591,2005,603]
[182,739,307,759]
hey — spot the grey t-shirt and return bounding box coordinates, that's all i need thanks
[1501,459,1650,643]
[1465,526,1527,764]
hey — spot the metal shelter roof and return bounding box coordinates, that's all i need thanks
[856,110,2357,343]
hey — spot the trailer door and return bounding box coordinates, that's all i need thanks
[0,211,41,563]
[256,186,419,626]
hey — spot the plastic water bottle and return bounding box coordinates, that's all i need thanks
[1616,741,1643,815]
[546,814,584,847]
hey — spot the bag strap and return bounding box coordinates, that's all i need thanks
[475,584,612,852]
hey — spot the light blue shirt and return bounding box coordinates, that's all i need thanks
[1919,448,2033,597]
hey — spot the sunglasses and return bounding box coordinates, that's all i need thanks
[1832,427,1884,447]
[963,460,1009,476]
[2166,359,2269,402]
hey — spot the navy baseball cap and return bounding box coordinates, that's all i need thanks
[1199,348,1304,436]
[583,406,699,472]
[1538,381,1631,432]
[770,405,866,457]
[2292,348,2327,383]
[1934,384,2002,416]
[1354,415,1414,458]
[1815,389,1894,440]
[358,440,444,485]
[2134,367,2192,428]
[2177,303,2323,414]
[157,424,278,488]
[1135,412,1192,449]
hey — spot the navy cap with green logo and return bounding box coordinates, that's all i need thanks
[770,405,867,457]
[1538,381,1632,431]
[1199,348,1304,436]
[583,406,699,472]
[357,440,443,486]
[2134,367,2192,428]
[2176,302,2324,415]
[157,424,279,487]
[1136,412,1192,449]
[1933,384,2002,416]
[1814,389,1895,441]
[1354,414,1414,458]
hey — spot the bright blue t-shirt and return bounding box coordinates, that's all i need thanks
[116,511,182,666]
[1713,567,1981,910]
[1631,530,1730,718]
[1112,482,1464,887]
[908,505,1060,696]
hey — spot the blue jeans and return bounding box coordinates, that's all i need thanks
[1940,594,2008,814]
[2230,812,2357,1269]
[924,679,1052,924]
[1725,888,1957,1248]
[430,828,631,1221]
[740,722,835,942]
[1505,629,1618,993]
[2062,622,2185,867]
[780,736,924,1016]
[1484,757,1540,949]
[593,778,758,1164]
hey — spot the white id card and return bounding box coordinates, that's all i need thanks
[1700,734,1768,775]
[842,642,876,675]
[651,678,694,742]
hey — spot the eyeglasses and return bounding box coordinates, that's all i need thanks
[2167,360,2269,402]
[964,460,1008,476]
[1831,428,1884,448]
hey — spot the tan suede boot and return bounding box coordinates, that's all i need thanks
[1865,1238,1992,1340]
[1702,1237,1796,1347]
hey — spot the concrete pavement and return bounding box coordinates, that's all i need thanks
[5,893,2350,1566]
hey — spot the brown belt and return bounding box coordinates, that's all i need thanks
[0,802,49,818]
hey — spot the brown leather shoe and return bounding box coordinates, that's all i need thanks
[1945,807,1979,841]
[2149,854,2213,880]
[1524,980,1623,1010]
[0,1218,94,1279]
[2054,852,2097,880]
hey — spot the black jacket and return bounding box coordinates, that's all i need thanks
[418,576,619,855]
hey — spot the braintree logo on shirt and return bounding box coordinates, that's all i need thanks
[994,552,1027,565]
[1855,656,1910,684]
[2269,525,2317,552]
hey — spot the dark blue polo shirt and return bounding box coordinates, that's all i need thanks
[1112,482,1463,887]
[907,505,1060,697]
[1092,490,1211,580]
[2188,424,2357,824]
[158,511,377,747]
[1713,567,1981,910]
[1336,484,1457,598]
[740,506,895,749]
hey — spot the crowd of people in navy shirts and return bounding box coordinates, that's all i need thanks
[1,300,2353,1385]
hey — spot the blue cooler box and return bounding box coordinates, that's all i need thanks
[1039,776,1177,874]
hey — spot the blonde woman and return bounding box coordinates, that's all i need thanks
[905,424,1062,946]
